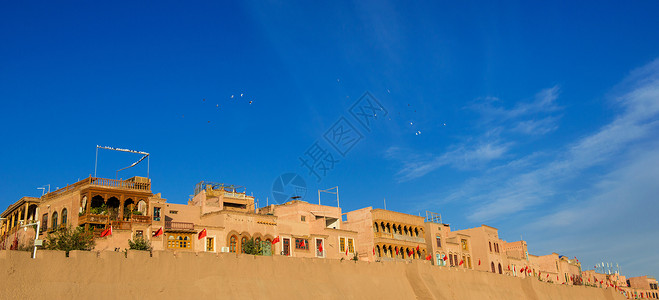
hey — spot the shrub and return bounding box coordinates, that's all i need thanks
[352,251,359,261]
[44,226,95,255]
[128,237,152,251]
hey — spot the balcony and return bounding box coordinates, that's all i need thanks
[165,221,195,231]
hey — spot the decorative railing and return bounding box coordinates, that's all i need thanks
[392,233,425,243]
[90,177,150,191]
[79,214,109,224]
[165,221,194,230]
[43,176,150,200]
[111,220,131,230]
[130,215,152,224]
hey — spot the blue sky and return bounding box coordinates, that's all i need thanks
[1,1,658,277]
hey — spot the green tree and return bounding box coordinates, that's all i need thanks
[352,251,359,261]
[44,226,95,255]
[128,237,152,251]
[242,238,261,255]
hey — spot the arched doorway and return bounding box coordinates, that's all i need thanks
[123,198,135,220]
[498,263,502,274]
[107,197,120,220]
[90,195,105,214]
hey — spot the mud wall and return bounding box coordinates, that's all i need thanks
[0,250,625,300]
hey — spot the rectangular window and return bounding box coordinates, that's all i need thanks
[295,238,309,250]
[206,237,215,252]
[467,257,472,268]
[436,236,441,247]
[347,238,354,253]
[135,230,143,239]
[461,239,468,251]
[283,238,290,256]
[315,238,324,257]
[301,216,306,222]
[153,207,161,221]
[169,210,178,214]
[339,237,346,252]
[166,234,191,249]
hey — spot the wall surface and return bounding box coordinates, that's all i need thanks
[0,250,626,300]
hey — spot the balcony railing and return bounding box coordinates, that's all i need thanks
[130,215,152,224]
[79,214,109,224]
[374,232,393,239]
[165,221,194,231]
[392,233,425,243]
[374,232,425,243]
[90,177,150,191]
[111,220,131,230]
[43,176,151,200]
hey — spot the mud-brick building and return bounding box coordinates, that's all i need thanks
[258,200,358,260]
[423,213,474,269]
[343,207,428,262]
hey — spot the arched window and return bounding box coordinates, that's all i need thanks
[52,212,59,229]
[229,235,237,253]
[61,208,68,226]
[255,237,261,246]
[137,200,147,214]
[491,262,496,273]
[489,241,492,252]
[414,228,419,237]
[80,196,87,214]
[374,222,379,232]
[241,237,248,253]
[498,263,503,274]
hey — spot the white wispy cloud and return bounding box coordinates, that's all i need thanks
[469,86,562,123]
[464,59,659,222]
[390,141,511,181]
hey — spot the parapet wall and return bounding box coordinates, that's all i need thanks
[0,250,625,300]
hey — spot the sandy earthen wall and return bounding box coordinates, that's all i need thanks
[0,250,625,300]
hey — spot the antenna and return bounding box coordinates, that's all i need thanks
[95,145,150,179]
[318,186,339,207]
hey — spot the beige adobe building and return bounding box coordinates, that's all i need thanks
[343,207,428,262]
